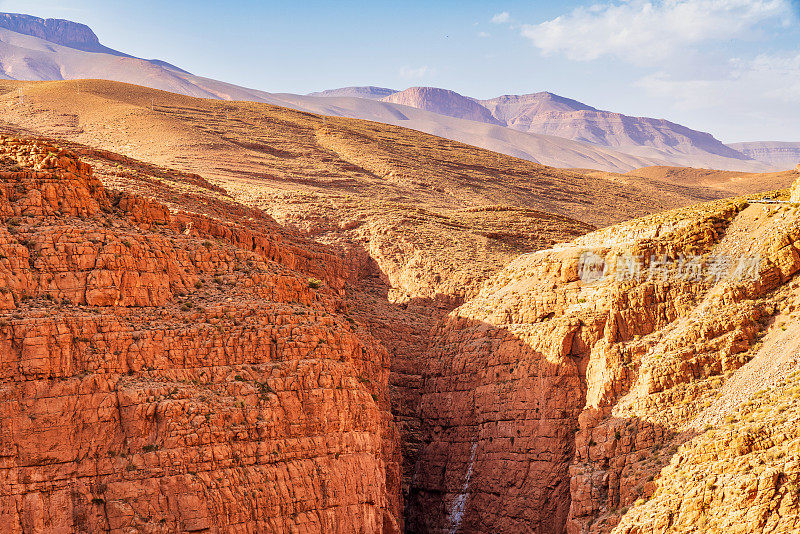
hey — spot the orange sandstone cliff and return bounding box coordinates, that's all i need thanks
[0,137,401,533]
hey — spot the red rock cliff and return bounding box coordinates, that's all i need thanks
[0,138,401,533]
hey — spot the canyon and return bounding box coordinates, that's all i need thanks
[408,188,800,533]
[0,74,799,534]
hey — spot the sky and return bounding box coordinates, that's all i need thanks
[1,0,799,142]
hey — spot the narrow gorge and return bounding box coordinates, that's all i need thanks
[405,182,800,533]
[1,128,800,534]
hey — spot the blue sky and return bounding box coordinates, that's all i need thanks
[1,0,799,142]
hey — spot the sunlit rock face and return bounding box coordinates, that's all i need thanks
[408,191,800,533]
[791,170,800,203]
[0,137,402,533]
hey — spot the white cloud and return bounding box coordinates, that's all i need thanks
[634,51,800,137]
[477,31,491,38]
[399,65,433,79]
[637,53,800,109]
[521,0,794,63]
[491,11,511,24]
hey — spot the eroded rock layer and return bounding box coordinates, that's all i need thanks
[0,138,400,533]
[409,183,800,533]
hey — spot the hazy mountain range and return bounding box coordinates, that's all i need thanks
[0,12,795,172]
[727,141,800,170]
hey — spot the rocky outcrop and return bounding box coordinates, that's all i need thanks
[408,194,800,533]
[0,13,121,54]
[791,173,800,203]
[615,371,800,534]
[0,137,401,533]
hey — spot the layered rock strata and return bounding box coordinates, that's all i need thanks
[0,137,401,533]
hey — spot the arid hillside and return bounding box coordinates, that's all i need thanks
[0,78,735,304]
[625,165,799,197]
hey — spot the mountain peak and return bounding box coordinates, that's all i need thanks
[381,86,504,125]
[481,91,598,116]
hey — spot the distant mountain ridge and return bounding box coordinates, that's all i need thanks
[0,13,123,55]
[0,12,779,173]
[307,86,397,99]
[317,86,753,165]
[727,142,800,170]
[0,12,188,73]
[486,100,749,161]
[481,92,598,121]
[373,87,750,163]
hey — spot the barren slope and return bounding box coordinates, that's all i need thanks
[214,91,670,173]
[625,165,800,196]
[0,78,737,302]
